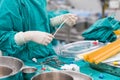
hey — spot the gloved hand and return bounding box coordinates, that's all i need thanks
[50,13,78,27]
[14,31,54,45]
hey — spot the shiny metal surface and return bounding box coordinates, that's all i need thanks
[32,72,73,80]
[62,71,93,80]
[0,56,24,79]
[22,67,37,73]
[22,67,37,80]
[0,66,12,77]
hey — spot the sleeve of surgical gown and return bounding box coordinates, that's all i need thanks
[0,0,25,55]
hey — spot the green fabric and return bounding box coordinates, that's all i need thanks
[0,0,57,64]
[75,60,120,80]
[25,58,120,80]
[82,16,120,43]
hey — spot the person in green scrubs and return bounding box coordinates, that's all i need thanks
[0,0,77,66]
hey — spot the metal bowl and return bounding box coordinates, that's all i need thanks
[22,67,37,80]
[62,71,93,80]
[32,71,73,80]
[0,56,24,79]
[0,66,13,77]
[22,67,37,74]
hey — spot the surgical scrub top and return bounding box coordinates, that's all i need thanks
[0,0,56,64]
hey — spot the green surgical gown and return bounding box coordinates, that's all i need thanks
[82,16,120,43]
[0,0,57,64]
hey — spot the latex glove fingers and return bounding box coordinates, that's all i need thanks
[50,13,78,27]
[47,33,54,38]
[63,14,78,26]
[64,14,78,20]
[43,40,51,46]
[68,15,78,24]
[42,40,50,46]
[14,31,54,46]
[47,37,53,42]
[65,17,76,26]
[31,32,54,45]
[70,15,78,24]
[43,36,53,45]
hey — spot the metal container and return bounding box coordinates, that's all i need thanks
[62,71,93,80]
[32,71,73,80]
[0,66,13,77]
[0,56,24,80]
[22,67,37,80]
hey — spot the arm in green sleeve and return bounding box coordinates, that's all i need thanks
[0,31,25,55]
[0,0,25,55]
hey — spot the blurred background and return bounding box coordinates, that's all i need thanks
[47,0,120,45]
